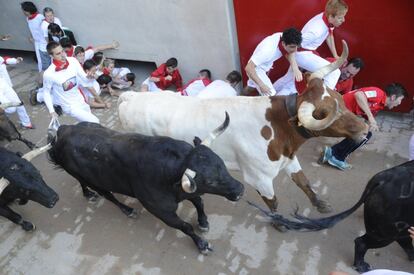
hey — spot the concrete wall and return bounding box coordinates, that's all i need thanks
[0,0,240,82]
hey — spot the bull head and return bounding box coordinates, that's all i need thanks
[297,40,348,131]
[181,112,230,193]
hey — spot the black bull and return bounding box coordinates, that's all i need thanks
[0,147,59,231]
[0,104,35,149]
[48,119,244,254]
[250,160,414,272]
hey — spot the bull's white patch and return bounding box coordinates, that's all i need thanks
[273,240,298,274]
[230,223,268,269]
[303,245,321,275]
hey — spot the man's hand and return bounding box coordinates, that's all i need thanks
[165,75,173,81]
[259,84,272,96]
[0,34,11,41]
[408,227,414,241]
[369,118,379,131]
[293,67,303,82]
[16,57,23,63]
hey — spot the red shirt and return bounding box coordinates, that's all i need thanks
[150,63,183,90]
[336,78,354,94]
[342,87,387,118]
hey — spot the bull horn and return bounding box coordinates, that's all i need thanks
[22,143,52,162]
[201,111,230,147]
[181,168,197,193]
[297,99,339,131]
[309,40,349,81]
[0,177,10,195]
[0,101,22,109]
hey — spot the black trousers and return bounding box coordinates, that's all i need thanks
[331,131,373,161]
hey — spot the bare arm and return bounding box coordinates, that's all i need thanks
[92,40,120,53]
[285,53,303,82]
[245,60,272,95]
[326,33,339,59]
[354,91,378,131]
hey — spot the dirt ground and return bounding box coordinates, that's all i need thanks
[0,51,413,275]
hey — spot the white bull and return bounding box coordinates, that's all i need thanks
[118,41,369,226]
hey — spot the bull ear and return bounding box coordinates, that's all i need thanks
[193,136,202,146]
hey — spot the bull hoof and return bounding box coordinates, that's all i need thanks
[198,224,210,233]
[272,222,288,233]
[353,262,371,273]
[198,220,209,232]
[21,221,36,232]
[315,200,332,214]
[198,241,213,255]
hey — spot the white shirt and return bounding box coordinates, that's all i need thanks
[0,56,18,87]
[362,269,413,275]
[43,57,89,113]
[249,32,284,72]
[182,78,210,96]
[26,13,45,44]
[39,17,63,51]
[301,12,333,50]
[112,67,131,78]
[197,80,238,98]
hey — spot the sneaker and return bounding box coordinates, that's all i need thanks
[327,155,352,171]
[20,123,35,130]
[29,89,38,106]
[318,146,332,164]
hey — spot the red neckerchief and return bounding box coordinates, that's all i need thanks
[103,67,111,75]
[322,13,335,35]
[65,46,75,57]
[278,40,288,56]
[53,59,69,72]
[28,12,39,20]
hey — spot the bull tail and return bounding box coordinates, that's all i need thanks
[248,179,382,231]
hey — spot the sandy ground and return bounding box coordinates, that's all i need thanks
[0,51,413,275]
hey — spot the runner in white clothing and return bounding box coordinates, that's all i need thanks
[39,7,63,69]
[244,28,302,96]
[42,41,99,123]
[21,2,47,75]
[0,55,33,128]
[273,0,348,95]
[197,71,241,98]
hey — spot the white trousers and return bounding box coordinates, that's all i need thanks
[34,42,43,72]
[273,51,340,94]
[0,79,31,126]
[142,77,162,92]
[247,67,277,96]
[62,103,99,123]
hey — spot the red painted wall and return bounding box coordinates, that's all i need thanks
[233,0,414,112]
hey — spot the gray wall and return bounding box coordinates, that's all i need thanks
[0,0,240,82]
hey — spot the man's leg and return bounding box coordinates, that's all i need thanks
[322,132,373,170]
[247,68,276,96]
[67,105,100,123]
[273,67,294,92]
[16,105,33,127]
[295,51,340,90]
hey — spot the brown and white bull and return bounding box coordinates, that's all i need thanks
[118,41,369,226]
